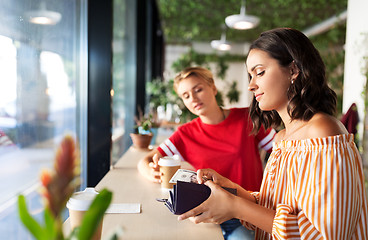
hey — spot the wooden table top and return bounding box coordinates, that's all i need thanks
[92,146,223,240]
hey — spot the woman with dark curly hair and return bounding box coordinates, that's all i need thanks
[178,28,368,239]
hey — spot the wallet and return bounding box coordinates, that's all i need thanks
[157,180,237,215]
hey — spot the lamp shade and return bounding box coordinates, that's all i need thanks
[210,32,231,51]
[225,1,259,30]
[25,2,62,25]
[210,40,231,51]
[225,14,259,30]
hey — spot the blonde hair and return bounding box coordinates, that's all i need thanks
[173,67,215,93]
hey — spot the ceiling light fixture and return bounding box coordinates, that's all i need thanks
[210,31,231,51]
[225,0,260,30]
[25,2,62,25]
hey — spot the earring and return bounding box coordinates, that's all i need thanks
[289,77,294,84]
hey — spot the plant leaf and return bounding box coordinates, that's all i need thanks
[17,195,47,240]
[77,189,112,240]
[67,226,80,240]
[43,208,58,239]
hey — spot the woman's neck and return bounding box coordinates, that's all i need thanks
[200,107,226,125]
[281,120,309,141]
[278,108,308,141]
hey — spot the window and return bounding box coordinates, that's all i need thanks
[110,0,164,166]
[0,0,86,238]
[111,0,137,164]
[0,0,162,237]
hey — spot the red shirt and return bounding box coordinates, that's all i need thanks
[157,108,275,191]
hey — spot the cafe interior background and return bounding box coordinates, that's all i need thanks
[0,0,367,238]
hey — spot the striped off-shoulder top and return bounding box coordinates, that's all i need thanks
[242,134,368,239]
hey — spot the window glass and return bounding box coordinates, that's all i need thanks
[111,0,136,165]
[0,0,86,238]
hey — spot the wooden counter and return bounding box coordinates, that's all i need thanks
[92,146,223,240]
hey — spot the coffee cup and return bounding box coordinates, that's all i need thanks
[66,188,103,240]
[158,155,181,190]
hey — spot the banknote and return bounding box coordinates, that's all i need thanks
[169,169,198,184]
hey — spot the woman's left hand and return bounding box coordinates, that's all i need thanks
[177,180,237,224]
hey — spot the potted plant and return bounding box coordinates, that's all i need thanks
[130,111,155,149]
[17,135,115,240]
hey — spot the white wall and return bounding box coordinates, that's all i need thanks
[163,44,190,81]
[163,42,252,108]
[343,0,368,143]
[210,61,252,108]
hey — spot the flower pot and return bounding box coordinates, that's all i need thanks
[130,133,153,149]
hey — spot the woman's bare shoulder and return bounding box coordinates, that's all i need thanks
[274,129,286,142]
[306,113,348,138]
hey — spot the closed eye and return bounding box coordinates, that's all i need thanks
[194,87,202,93]
[257,70,265,76]
[182,93,189,99]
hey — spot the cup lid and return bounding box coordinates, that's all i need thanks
[66,188,99,211]
[158,155,181,166]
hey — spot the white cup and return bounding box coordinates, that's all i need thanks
[66,188,103,240]
[158,155,181,190]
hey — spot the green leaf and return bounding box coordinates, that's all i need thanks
[43,208,53,231]
[17,195,47,240]
[43,208,60,239]
[66,226,80,240]
[77,189,113,240]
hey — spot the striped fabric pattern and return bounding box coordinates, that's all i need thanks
[0,130,14,146]
[243,134,368,239]
[159,128,276,162]
[258,129,276,152]
[159,138,185,161]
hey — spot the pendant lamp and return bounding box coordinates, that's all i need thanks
[210,29,231,51]
[25,2,62,25]
[225,0,259,30]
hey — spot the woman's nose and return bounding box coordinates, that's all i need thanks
[191,93,198,101]
[247,79,257,92]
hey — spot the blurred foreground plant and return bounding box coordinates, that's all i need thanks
[17,135,112,240]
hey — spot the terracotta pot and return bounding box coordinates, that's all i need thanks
[130,133,153,149]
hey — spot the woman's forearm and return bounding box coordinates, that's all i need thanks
[232,195,275,233]
[231,182,257,202]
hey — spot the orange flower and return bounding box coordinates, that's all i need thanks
[40,135,80,218]
[54,135,78,181]
[40,169,52,187]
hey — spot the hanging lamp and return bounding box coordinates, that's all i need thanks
[210,29,231,51]
[225,0,259,30]
[25,2,62,25]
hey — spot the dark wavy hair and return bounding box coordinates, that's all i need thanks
[249,28,337,133]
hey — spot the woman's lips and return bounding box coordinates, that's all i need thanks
[194,103,203,110]
[255,93,263,101]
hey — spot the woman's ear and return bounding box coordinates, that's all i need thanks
[290,61,300,80]
[212,85,218,95]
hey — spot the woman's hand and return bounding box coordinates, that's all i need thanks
[178,180,237,224]
[137,152,162,183]
[147,153,161,183]
[197,169,236,189]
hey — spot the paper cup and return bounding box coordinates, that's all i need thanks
[66,188,103,240]
[158,155,181,190]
